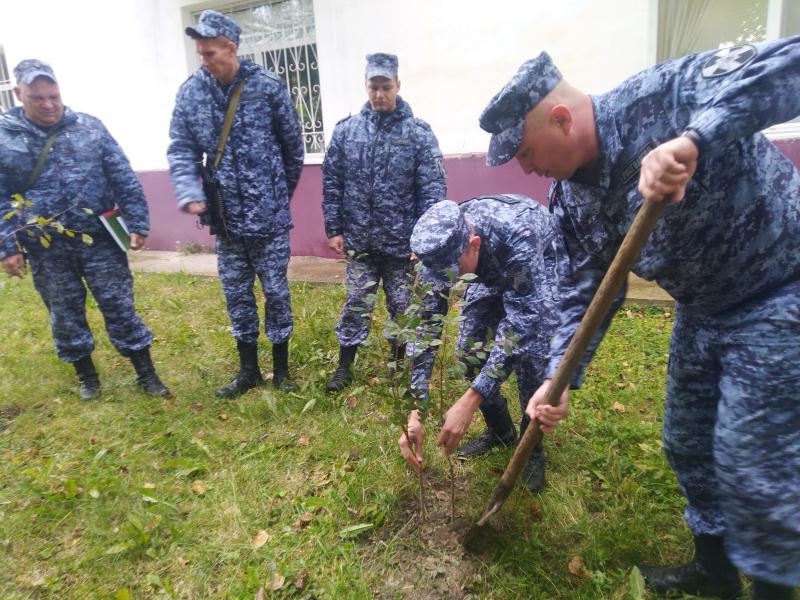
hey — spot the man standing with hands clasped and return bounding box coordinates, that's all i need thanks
[168,10,305,397]
[0,59,170,400]
[322,52,446,392]
[481,37,800,599]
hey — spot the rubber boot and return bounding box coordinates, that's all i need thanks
[457,395,517,458]
[388,340,407,375]
[216,340,264,398]
[640,534,741,600]
[271,341,296,391]
[326,344,358,392]
[129,348,172,397]
[73,356,101,400]
[751,579,795,600]
[519,417,546,493]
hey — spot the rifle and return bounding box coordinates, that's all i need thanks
[198,159,229,240]
[197,77,246,240]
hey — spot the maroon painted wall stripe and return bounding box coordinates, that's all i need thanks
[139,139,800,257]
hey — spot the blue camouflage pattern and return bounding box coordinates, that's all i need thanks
[409,195,562,406]
[216,232,292,345]
[321,95,447,258]
[0,106,153,362]
[479,52,562,166]
[334,255,412,347]
[167,59,304,238]
[365,53,398,80]
[527,37,800,583]
[185,10,241,45]
[13,59,57,85]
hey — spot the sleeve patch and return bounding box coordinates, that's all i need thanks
[701,44,757,79]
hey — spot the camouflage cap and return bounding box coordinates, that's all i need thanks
[479,52,562,166]
[13,59,58,85]
[365,53,399,80]
[411,200,470,283]
[186,10,241,46]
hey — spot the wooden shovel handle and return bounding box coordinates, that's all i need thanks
[477,199,665,526]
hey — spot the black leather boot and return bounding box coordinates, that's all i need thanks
[325,344,358,392]
[457,395,517,458]
[216,341,264,398]
[129,348,172,397]
[640,534,741,600]
[73,356,101,400]
[751,578,795,600]
[518,417,545,493]
[271,341,296,391]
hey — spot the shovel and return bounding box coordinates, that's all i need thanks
[476,198,665,527]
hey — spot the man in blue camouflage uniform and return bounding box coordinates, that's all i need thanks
[322,53,446,392]
[397,197,562,493]
[0,60,170,400]
[167,10,305,397]
[481,37,800,599]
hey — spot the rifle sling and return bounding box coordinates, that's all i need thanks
[213,78,246,170]
[24,129,62,191]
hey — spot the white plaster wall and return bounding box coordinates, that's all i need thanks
[313,0,655,155]
[1,0,655,169]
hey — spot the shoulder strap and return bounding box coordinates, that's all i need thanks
[213,78,247,170]
[24,129,62,191]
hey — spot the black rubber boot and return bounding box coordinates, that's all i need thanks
[326,344,358,392]
[751,578,795,600]
[518,417,546,493]
[73,356,101,400]
[129,348,172,397]
[457,395,517,458]
[640,534,741,600]
[388,340,407,375]
[216,341,264,398]
[271,341,296,391]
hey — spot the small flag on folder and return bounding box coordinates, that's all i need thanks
[99,209,131,252]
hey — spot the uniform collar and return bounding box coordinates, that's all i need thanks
[568,95,623,192]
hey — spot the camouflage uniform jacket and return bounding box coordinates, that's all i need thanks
[322,97,446,258]
[0,106,149,260]
[412,195,563,401]
[167,60,304,238]
[547,36,800,384]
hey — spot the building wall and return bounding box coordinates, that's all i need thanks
[1,0,797,256]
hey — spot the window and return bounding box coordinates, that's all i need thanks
[192,0,325,158]
[657,0,799,138]
[0,46,15,113]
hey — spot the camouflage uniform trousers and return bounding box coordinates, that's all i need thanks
[664,278,800,585]
[27,233,153,363]
[334,254,413,347]
[457,284,551,430]
[216,232,293,345]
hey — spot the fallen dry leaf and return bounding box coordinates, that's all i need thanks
[612,402,626,413]
[191,480,207,495]
[368,377,382,385]
[218,413,229,421]
[296,436,310,447]
[568,555,590,578]
[294,569,309,590]
[143,482,156,489]
[270,574,285,591]
[255,587,266,600]
[345,394,358,407]
[252,530,269,549]
[190,403,203,413]
[347,507,359,517]
[300,512,314,523]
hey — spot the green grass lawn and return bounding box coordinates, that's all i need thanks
[0,272,692,599]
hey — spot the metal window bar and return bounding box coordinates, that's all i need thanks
[0,46,14,112]
[257,42,323,154]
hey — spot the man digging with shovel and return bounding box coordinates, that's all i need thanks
[481,38,800,599]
